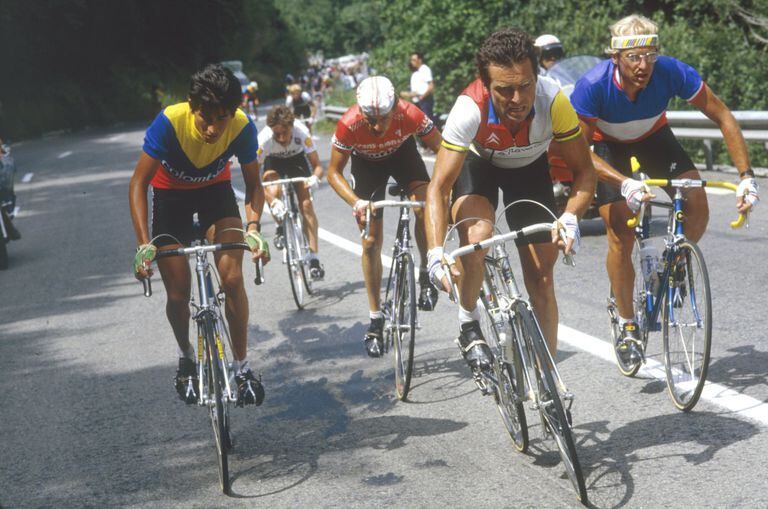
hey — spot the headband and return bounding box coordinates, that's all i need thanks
[610,34,658,50]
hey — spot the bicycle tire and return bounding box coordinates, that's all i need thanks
[663,240,712,412]
[0,236,7,270]
[284,216,306,309]
[393,253,416,400]
[204,315,231,495]
[522,308,587,504]
[479,265,528,452]
[293,209,315,295]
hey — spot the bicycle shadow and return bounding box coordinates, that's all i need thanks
[705,345,768,400]
[227,374,468,498]
[264,314,367,365]
[567,411,758,508]
[403,348,477,405]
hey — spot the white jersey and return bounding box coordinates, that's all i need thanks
[256,120,316,164]
[410,64,433,101]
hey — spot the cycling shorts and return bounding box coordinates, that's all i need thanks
[263,152,311,179]
[151,181,240,247]
[293,104,312,119]
[594,124,695,206]
[351,137,429,217]
[452,152,555,245]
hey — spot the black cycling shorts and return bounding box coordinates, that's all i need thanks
[263,152,311,179]
[151,181,240,247]
[293,104,312,119]
[351,137,430,216]
[594,124,696,206]
[452,151,556,245]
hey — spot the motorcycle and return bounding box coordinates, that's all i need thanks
[545,56,603,219]
[0,143,21,269]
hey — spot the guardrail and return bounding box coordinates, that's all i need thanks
[324,105,768,172]
[667,111,768,172]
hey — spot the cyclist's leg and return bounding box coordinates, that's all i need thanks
[451,195,495,310]
[675,169,709,242]
[297,184,319,252]
[151,187,195,353]
[407,181,429,268]
[600,201,637,320]
[262,161,283,216]
[518,243,559,354]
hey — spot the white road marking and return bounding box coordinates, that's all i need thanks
[12,206,20,216]
[21,172,34,183]
[233,182,768,425]
[705,188,731,196]
[58,151,73,159]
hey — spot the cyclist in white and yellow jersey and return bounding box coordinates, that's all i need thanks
[425,28,596,372]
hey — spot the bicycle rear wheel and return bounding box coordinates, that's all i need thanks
[284,216,307,309]
[393,254,416,400]
[522,308,587,504]
[204,316,231,495]
[663,240,711,412]
[479,265,528,452]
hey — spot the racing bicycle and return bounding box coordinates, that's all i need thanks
[444,221,587,504]
[362,185,424,400]
[139,231,264,495]
[607,158,748,411]
[264,176,317,309]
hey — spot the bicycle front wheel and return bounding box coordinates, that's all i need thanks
[294,210,315,295]
[284,216,307,309]
[393,254,416,400]
[204,316,231,495]
[522,307,587,504]
[663,240,712,412]
[479,266,528,452]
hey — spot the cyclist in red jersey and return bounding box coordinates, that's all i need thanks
[129,64,269,407]
[327,76,442,357]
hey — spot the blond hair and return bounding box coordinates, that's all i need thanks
[607,14,659,54]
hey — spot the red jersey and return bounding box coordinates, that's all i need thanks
[332,99,435,160]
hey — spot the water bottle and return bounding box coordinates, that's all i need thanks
[639,239,660,293]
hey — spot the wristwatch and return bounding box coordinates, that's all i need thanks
[246,220,261,232]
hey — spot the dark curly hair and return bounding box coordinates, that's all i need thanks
[266,105,295,128]
[188,64,242,116]
[476,28,538,86]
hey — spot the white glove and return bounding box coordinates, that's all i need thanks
[306,175,320,189]
[554,212,580,254]
[736,177,759,209]
[353,199,370,221]
[427,247,454,293]
[269,199,286,220]
[620,178,650,213]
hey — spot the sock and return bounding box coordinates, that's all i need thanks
[618,316,634,327]
[308,251,319,261]
[178,345,195,360]
[370,310,383,321]
[458,305,482,324]
[234,358,248,374]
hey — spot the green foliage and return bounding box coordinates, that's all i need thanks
[371,0,768,165]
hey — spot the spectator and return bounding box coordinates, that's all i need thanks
[400,52,434,122]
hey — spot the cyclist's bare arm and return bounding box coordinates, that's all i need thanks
[690,83,750,173]
[549,126,596,218]
[129,152,160,247]
[241,160,265,227]
[420,128,442,153]
[326,147,356,206]
[575,118,624,188]
[307,150,324,180]
[426,147,466,250]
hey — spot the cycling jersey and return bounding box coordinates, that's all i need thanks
[441,77,581,169]
[570,56,704,143]
[144,102,258,190]
[257,119,316,164]
[332,99,435,160]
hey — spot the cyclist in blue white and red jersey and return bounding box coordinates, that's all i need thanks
[570,14,759,361]
[425,28,596,372]
[129,64,269,407]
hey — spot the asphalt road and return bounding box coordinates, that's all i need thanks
[1,117,767,508]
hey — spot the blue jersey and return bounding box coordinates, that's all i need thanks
[143,103,258,189]
[570,56,704,142]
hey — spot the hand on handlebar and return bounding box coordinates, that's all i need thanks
[133,243,157,280]
[427,247,458,293]
[245,230,271,265]
[736,177,759,213]
[552,212,580,256]
[306,175,320,190]
[621,178,655,213]
[353,199,370,224]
